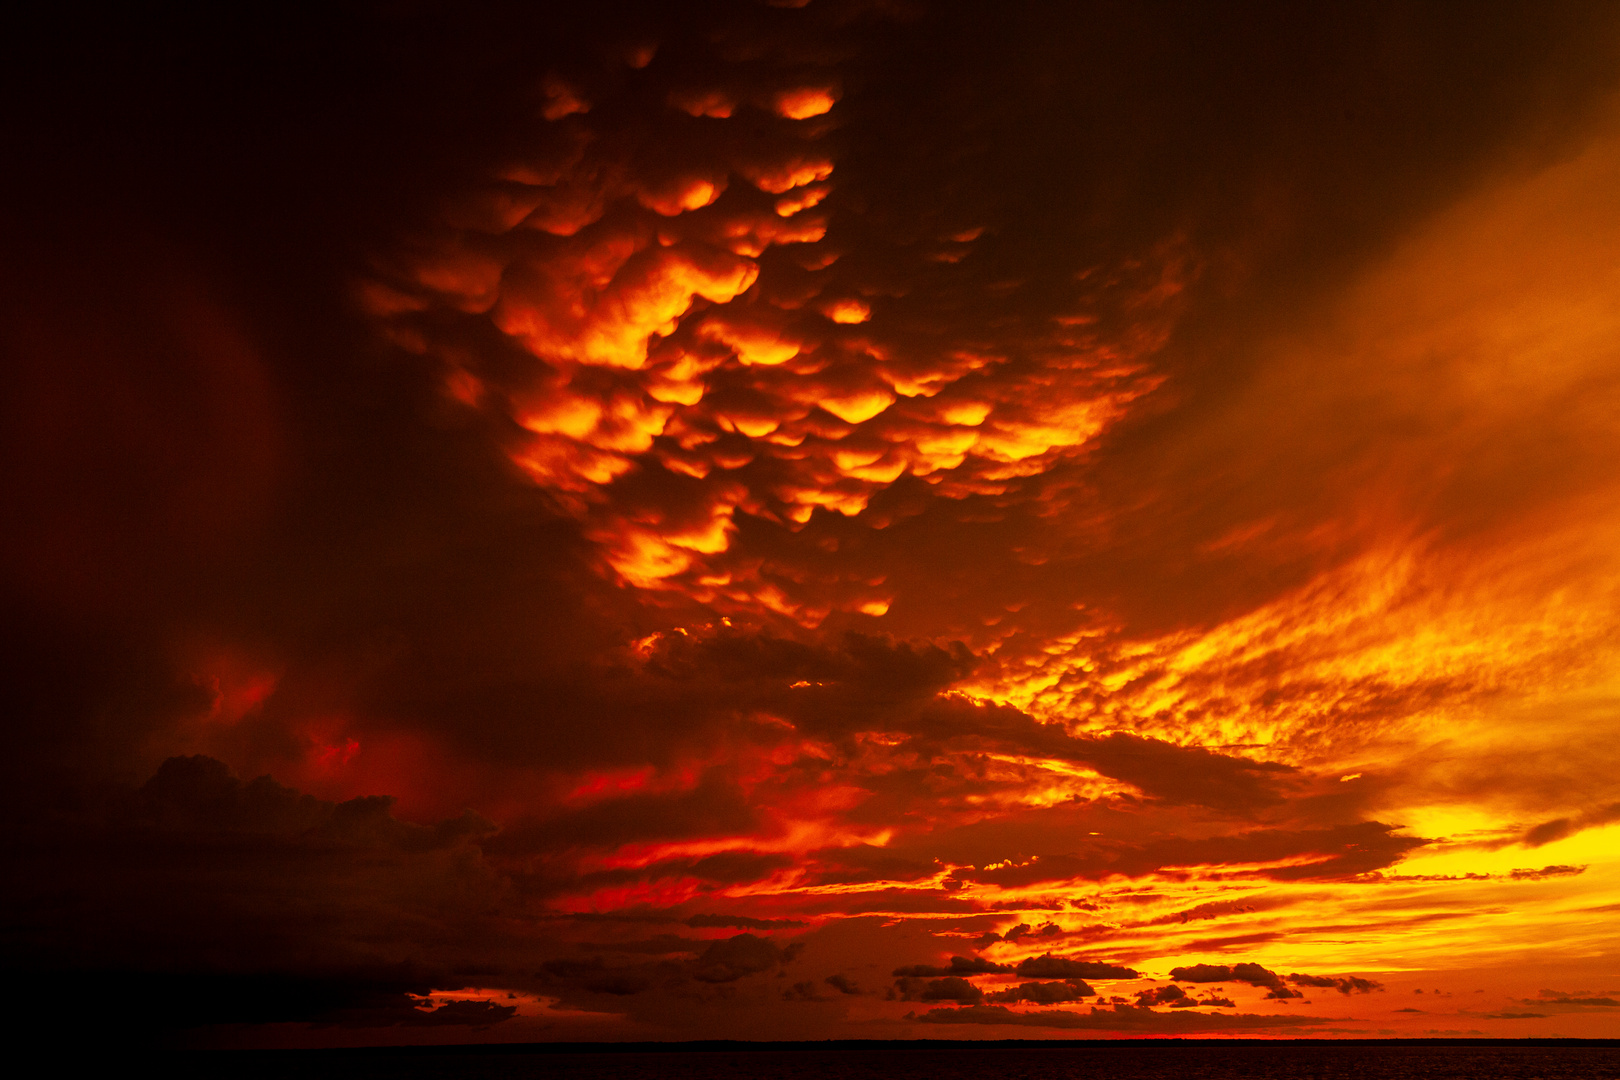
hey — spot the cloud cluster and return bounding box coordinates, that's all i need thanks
[541,931,801,1003]
[7,0,1620,1047]
[358,0,1184,625]
[1171,963,1382,998]
[909,1003,1331,1033]
[4,757,512,1035]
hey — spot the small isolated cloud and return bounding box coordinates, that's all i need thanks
[783,980,824,1001]
[1288,973,1384,995]
[686,912,807,929]
[892,976,984,1004]
[1169,962,1302,998]
[1507,865,1587,881]
[692,933,803,983]
[824,974,861,995]
[892,955,1010,978]
[1135,984,1198,1008]
[1014,954,1138,980]
[400,999,518,1027]
[987,980,1095,1004]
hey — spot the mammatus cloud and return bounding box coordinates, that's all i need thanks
[7,0,1620,1048]
[359,2,1183,623]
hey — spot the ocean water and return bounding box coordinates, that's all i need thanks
[216,1042,1620,1080]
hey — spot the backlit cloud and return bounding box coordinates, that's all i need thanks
[5,0,1620,1048]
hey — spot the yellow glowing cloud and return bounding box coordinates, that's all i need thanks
[973,112,1620,803]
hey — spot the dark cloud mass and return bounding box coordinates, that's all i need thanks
[1289,974,1384,996]
[1172,962,1383,998]
[987,981,1095,1005]
[910,1004,1332,1033]
[4,0,1620,1046]
[1170,963,1300,999]
[1015,956,1139,981]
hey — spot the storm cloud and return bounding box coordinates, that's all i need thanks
[5,0,1620,1047]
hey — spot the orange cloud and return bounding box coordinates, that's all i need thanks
[18,0,1620,1049]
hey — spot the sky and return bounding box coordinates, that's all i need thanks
[4,0,1620,1049]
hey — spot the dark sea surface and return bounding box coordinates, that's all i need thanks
[213,1042,1620,1080]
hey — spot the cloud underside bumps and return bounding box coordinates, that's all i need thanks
[5,0,1620,1045]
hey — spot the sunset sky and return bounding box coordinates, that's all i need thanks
[5,0,1620,1048]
